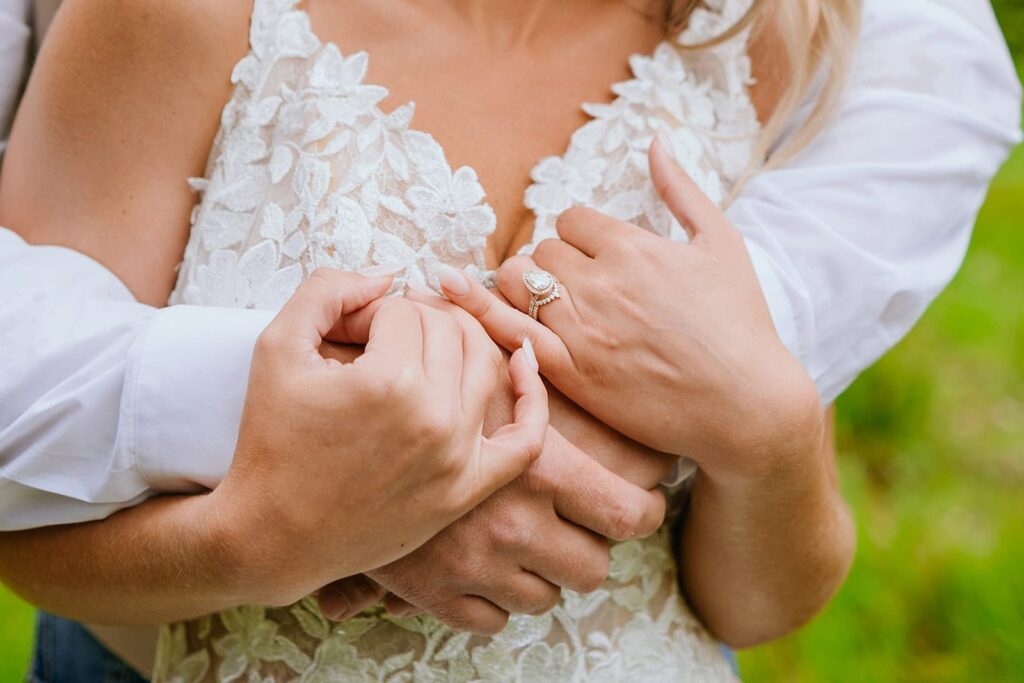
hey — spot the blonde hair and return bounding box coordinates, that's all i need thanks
[666,0,862,192]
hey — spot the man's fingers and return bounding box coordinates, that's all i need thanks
[516,517,611,594]
[648,134,727,244]
[383,594,424,618]
[468,570,563,617]
[435,264,574,382]
[353,298,424,373]
[266,268,393,353]
[419,304,465,400]
[317,575,387,621]
[473,346,548,501]
[546,430,667,542]
[431,596,510,636]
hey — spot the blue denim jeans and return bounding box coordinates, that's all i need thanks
[28,612,148,683]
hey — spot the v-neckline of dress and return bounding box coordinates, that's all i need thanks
[176,0,759,308]
[291,3,673,263]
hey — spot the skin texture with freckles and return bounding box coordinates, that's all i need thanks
[0,0,844,649]
[436,139,855,646]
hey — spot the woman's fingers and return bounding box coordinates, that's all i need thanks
[473,346,548,501]
[648,133,728,244]
[435,264,574,381]
[493,255,579,335]
[553,206,637,257]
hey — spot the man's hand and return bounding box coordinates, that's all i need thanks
[209,268,549,606]
[318,425,666,634]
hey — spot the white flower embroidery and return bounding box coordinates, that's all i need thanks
[406,164,496,255]
[163,0,757,679]
[212,606,311,682]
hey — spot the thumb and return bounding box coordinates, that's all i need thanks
[471,344,548,505]
[268,268,393,354]
[649,133,726,244]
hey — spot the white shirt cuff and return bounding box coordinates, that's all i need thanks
[117,305,275,492]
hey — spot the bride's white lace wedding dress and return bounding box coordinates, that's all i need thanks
[154,0,758,680]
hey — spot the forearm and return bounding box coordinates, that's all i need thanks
[678,415,855,648]
[0,493,256,625]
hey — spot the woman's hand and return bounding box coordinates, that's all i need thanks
[211,268,548,605]
[437,137,824,483]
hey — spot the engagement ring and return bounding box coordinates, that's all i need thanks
[523,270,561,321]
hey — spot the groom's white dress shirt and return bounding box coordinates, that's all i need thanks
[0,0,1021,530]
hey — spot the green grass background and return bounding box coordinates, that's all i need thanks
[2,4,1022,681]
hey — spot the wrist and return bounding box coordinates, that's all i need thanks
[199,485,307,608]
[700,359,825,486]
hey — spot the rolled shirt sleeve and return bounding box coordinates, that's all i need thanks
[0,229,273,530]
[734,0,1023,403]
[2,0,1021,527]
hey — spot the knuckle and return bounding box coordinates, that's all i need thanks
[577,553,611,593]
[521,458,557,495]
[492,517,533,554]
[607,502,643,542]
[308,266,344,290]
[495,263,521,295]
[362,370,403,405]
[254,328,288,358]
[415,407,456,448]
[443,600,508,636]
[524,585,562,616]
[555,206,591,230]
[533,238,559,262]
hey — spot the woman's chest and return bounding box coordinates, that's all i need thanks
[174,0,760,309]
[303,1,665,267]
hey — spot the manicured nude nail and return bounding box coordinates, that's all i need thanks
[655,129,678,155]
[522,337,539,372]
[358,263,406,277]
[405,280,437,296]
[436,264,470,296]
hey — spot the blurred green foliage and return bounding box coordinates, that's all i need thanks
[1,3,1023,682]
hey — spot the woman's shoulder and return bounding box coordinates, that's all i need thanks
[54,0,254,73]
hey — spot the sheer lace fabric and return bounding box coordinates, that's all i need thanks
[158,0,757,680]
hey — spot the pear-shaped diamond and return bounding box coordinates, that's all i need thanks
[523,270,555,295]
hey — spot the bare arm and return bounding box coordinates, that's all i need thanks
[0,0,668,626]
[679,409,855,647]
[0,495,253,624]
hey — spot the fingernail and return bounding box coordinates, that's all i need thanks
[358,262,406,277]
[436,264,470,296]
[319,588,351,621]
[654,130,672,153]
[522,337,539,372]
[405,280,437,296]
